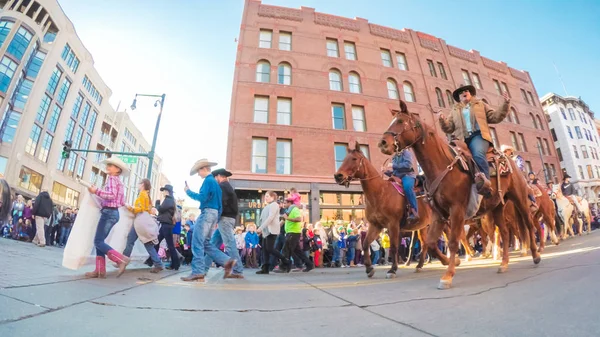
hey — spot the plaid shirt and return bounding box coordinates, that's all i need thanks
[96,175,125,208]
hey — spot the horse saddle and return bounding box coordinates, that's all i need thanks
[388,177,425,196]
[449,141,510,177]
[530,184,543,197]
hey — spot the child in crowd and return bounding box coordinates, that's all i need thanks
[338,226,347,267]
[289,187,301,206]
[244,224,259,268]
[346,229,359,267]
[313,228,323,267]
[235,227,245,265]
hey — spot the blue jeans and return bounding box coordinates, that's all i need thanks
[59,226,72,246]
[94,209,119,257]
[402,176,418,211]
[269,232,285,269]
[372,250,381,265]
[467,134,490,179]
[190,209,232,276]
[123,226,163,267]
[204,216,243,275]
[347,247,356,265]
[332,240,340,263]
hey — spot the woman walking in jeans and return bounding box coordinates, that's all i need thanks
[256,191,287,274]
[154,184,180,271]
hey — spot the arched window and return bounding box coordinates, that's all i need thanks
[446,90,453,107]
[329,69,342,91]
[403,81,415,102]
[256,60,271,83]
[387,78,399,99]
[530,113,538,129]
[536,115,544,130]
[510,108,519,124]
[435,88,445,108]
[277,62,291,85]
[348,72,361,93]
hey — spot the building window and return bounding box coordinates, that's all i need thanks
[560,108,567,120]
[0,156,6,176]
[76,157,86,178]
[536,137,544,155]
[279,31,291,51]
[56,78,72,105]
[277,62,291,85]
[551,128,557,141]
[557,148,563,161]
[0,21,14,47]
[386,79,399,99]
[352,106,366,132]
[73,126,84,148]
[493,80,501,95]
[518,133,527,152]
[13,79,33,110]
[526,161,533,174]
[530,113,537,129]
[510,132,518,151]
[276,140,292,174]
[587,165,594,179]
[403,81,415,102]
[380,49,392,67]
[348,72,361,93]
[567,126,573,139]
[61,43,80,73]
[461,70,471,85]
[528,91,536,106]
[71,94,83,118]
[446,90,454,107]
[25,124,42,155]
[46,67,63,95]
[521,89,529,104]
[581,145,588,159]
[326,38,339,57]
[51,182,80,208]
[253,96,269,124]
[575,126,583,139]
[276,97,291,125]
[510,108,519,124]
[568,108,576,120]
[573,145,579,159]
[435,88,445,108]
[501,82,510,97]
[7,27,33,61]
[490,127,499,148]
[256,60,270,83]
[80,102,91,127]
[396,53,408,70]
[359,144,370,159]
[537,115,544,130]
[438,62,447,80]
[329,69,343,91]
[26,50,46,79]
[334,143,348,170]
[47,105,61,133]
[427,59,437,77]
[344,41,356,60]
[1,110,21,143]
[332,104,346,130]
[38,133,53,162]
[19,166,43,194]
[259,29,272,48]
[578,166,584,180]
[0,56,17,93]
[251,138,268,173]
[34,94,51,124]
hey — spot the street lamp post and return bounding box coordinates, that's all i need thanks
[131,93,166,180]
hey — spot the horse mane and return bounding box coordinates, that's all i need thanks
[404,109,454,162]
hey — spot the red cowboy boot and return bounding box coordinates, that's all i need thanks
[106,249,130,278]
[85,256,106,279]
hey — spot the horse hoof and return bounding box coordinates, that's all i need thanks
[438,279,452,290]
[533,256,541,265]
[415,268,422,273]
[386,272,397,279]
[497,265,508,273]
[366,268,375,278]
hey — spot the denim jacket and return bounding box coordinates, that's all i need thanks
[387,149,417,178]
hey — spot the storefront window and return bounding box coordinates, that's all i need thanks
[51,181,80,208]
[320,192,364,206]
[18,166,43,194]
[320,208,365,223]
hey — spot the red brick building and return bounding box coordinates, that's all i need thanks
[226,0,559,225]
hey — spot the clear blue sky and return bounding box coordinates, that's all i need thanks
[57,0,600,201]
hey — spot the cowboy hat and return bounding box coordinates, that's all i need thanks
[500,144,514,153]
[212,168,232,177]
[563,174,571,180]
[189,159,217,176]
[453,84,476,102]
[101,157,130,177]
[160,184,174,194]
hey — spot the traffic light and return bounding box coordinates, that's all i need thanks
[62,140,73,159]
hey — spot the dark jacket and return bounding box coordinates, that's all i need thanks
[561,182,576,197]
[219,181,239,219]
[157,195,176,225]
[60,213,73,228]
[32,192,53,218]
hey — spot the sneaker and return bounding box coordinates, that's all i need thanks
[291,268,303,272]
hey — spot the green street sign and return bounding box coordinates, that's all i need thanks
[118,155,138,164]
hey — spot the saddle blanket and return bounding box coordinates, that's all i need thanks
[391,181,405,196]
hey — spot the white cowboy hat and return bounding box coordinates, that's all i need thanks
[189,158,217,176]
[500,144,514,153]
[101,157,130,177]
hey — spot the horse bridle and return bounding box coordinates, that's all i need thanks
[340,155,382,187]
[383,115,424,154]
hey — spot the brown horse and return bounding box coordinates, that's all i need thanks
[379,101,540,289]
[532,184,560,251]
[334,142,450,278]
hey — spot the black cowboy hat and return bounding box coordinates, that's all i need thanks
[160,184,174,194]
[212,168,232,177]
[563,174,571,180]
[452,84,476,102]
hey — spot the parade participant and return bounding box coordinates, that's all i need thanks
[204,168,244,278]
[123,179,163,274]
[501,145,538,210]
[256,191,288,275]
[58,208,73,247]
[154,184,180,271]
[11,195,25,240]
[289,187,301,206]
[561,174,583,216]
[275,197,314,273]
[528,172,539,185]
[244,224,259,268]
[182,159,236,282]
[32,189,53,247]
[439,84,511,196]
[383,149,419,224]
[85,157,130,279]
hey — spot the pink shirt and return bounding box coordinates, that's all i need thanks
[290,193,301,206]
[95,175,125,208]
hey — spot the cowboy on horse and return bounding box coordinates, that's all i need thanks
[501,144,539,211]
[439,84,511,197]
[382,149,419,225]
[561,173,584,217]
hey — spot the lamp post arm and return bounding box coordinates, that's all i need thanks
[146,94,166,180]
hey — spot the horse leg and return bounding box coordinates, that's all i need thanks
[415,228,427,271]
[387,220,400,278]
[532,212,545,253]
[427,218,449,266]
[490,207,510,273]
[404,231,415,267]
[514,201,541,264]
[363,225,382,278]
[543,208,559,245]
[438,209,465,290]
